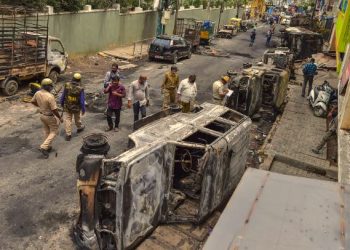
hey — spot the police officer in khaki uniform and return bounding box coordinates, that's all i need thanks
[162,66,179,110]
[60,73,86,141]
[31,78,63,158]
[212,76,230,105]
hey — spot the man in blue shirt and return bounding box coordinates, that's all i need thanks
[302,58,317,97]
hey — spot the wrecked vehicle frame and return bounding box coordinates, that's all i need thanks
[74,103,252,249]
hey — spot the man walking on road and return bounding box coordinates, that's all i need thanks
[177,75,197,113]
[104,75,126,132]
[302,58,317,97]
[128,75,150,122]
[60,73,86,141]
[104,63,120,88]
[249,29,256,47]
[162,66,179,110]
[266,29,272,47]
[212,76,230,105]
[31,78,63,158]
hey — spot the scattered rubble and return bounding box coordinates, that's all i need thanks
[195,46,230,57]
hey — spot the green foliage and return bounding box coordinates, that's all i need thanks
[214,0,220,8]
[209,0,214,8]
[183,0,190,8]
[193,0,201,8]
[202,0,208,8]
[0,0,46,9]
[85,0,115,9]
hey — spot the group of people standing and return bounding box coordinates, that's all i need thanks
[31,62,231,158]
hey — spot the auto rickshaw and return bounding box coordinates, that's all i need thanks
[230,18,242,31]
[230,18,249,32]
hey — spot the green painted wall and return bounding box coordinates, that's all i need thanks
[47,8,236,55]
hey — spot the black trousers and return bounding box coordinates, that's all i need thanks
[302,75,314,96]
[106,108,121,128]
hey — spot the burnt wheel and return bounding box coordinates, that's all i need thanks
[49,70,59,84]
[3,79,19,96]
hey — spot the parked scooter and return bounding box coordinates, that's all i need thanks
[308,81,336,117]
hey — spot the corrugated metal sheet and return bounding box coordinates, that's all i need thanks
[204,168,350,250]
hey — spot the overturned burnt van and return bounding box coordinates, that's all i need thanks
[226,62,290,116]
[74,103,252,249]
[225,68,263,116]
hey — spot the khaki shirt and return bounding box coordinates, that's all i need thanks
[31,89,57,115]
[162,72,179,90]
[212,80,226,100]
[177,78,197,103]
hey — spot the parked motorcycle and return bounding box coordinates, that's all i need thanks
[308,81,336,117]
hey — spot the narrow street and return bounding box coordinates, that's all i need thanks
[0,25,270,249]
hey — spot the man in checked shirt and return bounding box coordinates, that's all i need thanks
[302,58,317,97]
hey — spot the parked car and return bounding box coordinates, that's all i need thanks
[148,35,192,64]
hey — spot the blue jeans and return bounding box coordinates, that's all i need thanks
[133,101,146,122]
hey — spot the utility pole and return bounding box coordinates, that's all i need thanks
[173,0,180,34]
[310,0,317,30]
[236,0,240,18]
[217,1,224,31]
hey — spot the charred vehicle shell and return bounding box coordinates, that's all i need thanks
[225,68,263,116]
[226,60,290,115]
[74,103,252,249]
[280,27,323,60]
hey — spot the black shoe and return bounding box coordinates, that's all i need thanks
[47,146,53,152]
[312,149,320,154]
[105,127,113,132]
[77,125,85,133]
[65,135,72,141]
[39,148,49,159]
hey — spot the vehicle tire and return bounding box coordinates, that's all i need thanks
[48,70,59,84]
[172,53,178,64]
[314,106,325,117]
[3,79,19,96]
[187,50,192,59]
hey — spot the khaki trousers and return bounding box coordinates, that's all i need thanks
[65,111,83,135]
[212,98,224,105]
[181,101,191,113]
[40,115,59,150]
[163,88,177,110]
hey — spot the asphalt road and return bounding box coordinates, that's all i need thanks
[0,24,271,249]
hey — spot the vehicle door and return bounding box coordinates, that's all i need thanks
[173,38,185,57]
[121,144,175,249]
[48,39,67,72]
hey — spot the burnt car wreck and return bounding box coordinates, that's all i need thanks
[74,103,252,249]
[225,62,290,116]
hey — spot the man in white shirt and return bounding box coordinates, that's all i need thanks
[177,75,197,113]
[127,75,150,122]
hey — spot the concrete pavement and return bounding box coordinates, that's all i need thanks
[261,85,337,180]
